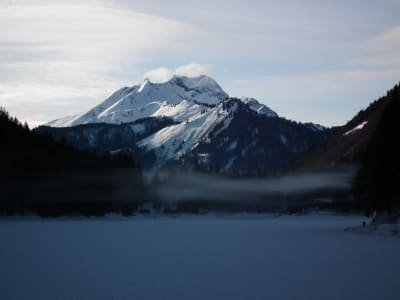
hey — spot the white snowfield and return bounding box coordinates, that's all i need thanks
[47,75,230,127]
[47,75,278,165]
[1,214,399,300]
[48,75,277,127]
[344,121,368,136]
[138,101,237,163]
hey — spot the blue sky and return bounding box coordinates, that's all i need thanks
[1,0,399,126]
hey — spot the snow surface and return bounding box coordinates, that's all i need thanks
[138,102,236,166]
[46,77,278,154]
[1,214,399,300]
[47,75,228,127]
[346,221,400,237]
[344,121,368,136]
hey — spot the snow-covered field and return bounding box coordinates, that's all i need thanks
[1,214,399,300]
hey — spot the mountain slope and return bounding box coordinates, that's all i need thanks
[42,75,327,174]
[291,83,397,172]
[48,75,229,127]
[181,98,329,175]
[353,83,400,215]
[37,116,180,168]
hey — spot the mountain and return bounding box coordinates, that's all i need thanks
[48,75,229,127]
[291,84,394,172]
[181,98,328,175]
[41,75,328,175]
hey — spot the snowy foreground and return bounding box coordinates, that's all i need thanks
[1,214,399,300]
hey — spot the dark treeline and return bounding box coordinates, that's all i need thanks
[0,108,146,217]
[353,82,400,218]
[158,188,353,215]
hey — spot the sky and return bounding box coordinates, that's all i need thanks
[0,0,399,127]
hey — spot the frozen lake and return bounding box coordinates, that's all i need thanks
[1,214,399,300]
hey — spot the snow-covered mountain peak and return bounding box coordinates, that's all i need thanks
[167,75,228,104]
[47,75,229,127]
[240,97,278,117]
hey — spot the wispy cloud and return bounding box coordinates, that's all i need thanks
[351,26,400,68]
[0,1,191,124]
[366,26,400,51]
[143,63,213,83]
[228,23,400,126]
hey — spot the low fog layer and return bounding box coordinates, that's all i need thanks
[150,167,356,203]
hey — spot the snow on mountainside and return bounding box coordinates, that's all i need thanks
[138,101,237,166]
[47,75,230,127]
[42,74,328,173]
[343,121,367,136]
[182,98,329,175]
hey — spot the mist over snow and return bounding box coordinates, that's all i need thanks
[150,168,355,203]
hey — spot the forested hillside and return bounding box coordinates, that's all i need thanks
[353,83,400,217]
[0,108,145,216]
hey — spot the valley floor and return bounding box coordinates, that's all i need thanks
[1,213,399,300]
